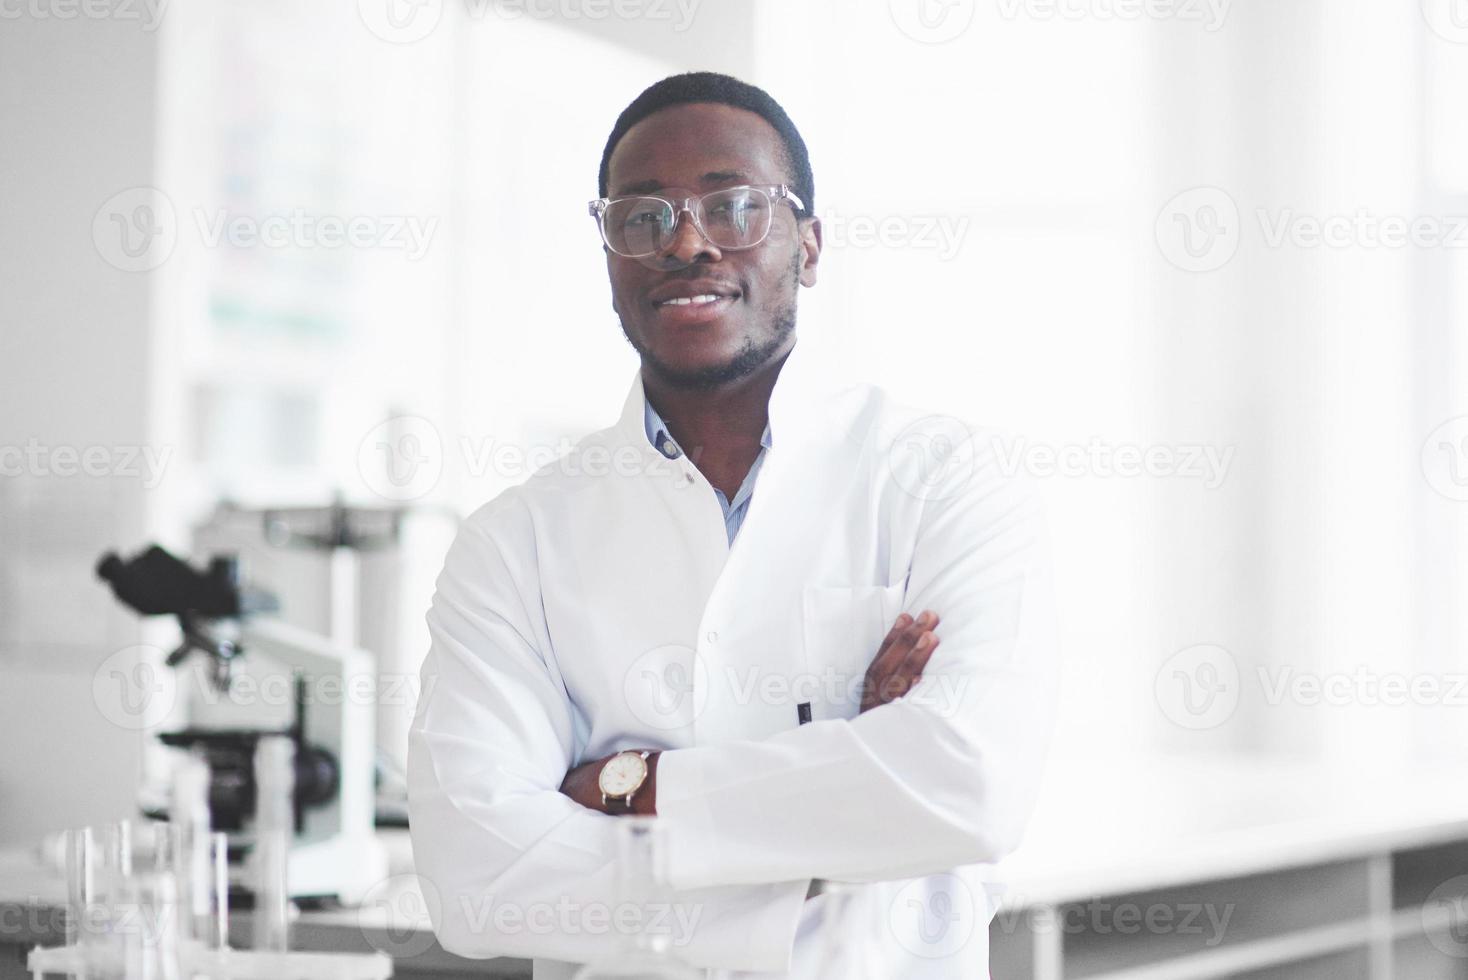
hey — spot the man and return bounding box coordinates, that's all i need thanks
[408,71,1059,979]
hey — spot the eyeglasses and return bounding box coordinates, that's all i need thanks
[588,183,806,258]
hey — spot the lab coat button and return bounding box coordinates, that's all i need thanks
[706,631,718,643]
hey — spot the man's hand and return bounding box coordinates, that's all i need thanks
[860,610,941,713]
[559,750,661,816]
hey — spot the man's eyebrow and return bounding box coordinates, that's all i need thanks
[611,170,755,197]
[700,169,750,185]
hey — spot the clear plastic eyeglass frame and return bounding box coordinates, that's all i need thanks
[588,183,807,258]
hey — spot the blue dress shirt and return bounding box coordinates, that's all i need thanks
[644,398,773,546]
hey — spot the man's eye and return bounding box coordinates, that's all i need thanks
[711,202,759,217]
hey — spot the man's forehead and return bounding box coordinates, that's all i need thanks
[607,102,785,196]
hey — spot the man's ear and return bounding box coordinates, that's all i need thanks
[798,215,823,288]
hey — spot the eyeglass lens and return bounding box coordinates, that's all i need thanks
[603,186,772,256]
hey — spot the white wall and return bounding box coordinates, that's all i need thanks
[0,14,160,843]
[753,0,1468,773]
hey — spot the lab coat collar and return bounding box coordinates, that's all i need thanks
[615,337,837,456]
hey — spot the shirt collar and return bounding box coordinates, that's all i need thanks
[644,399,773,460]
[616,336,833,456]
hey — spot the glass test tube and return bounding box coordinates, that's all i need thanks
[63,826,96,955]
[252,735,294,953]
[208,832,230,950]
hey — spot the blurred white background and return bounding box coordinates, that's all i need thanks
[2,0,1467,862]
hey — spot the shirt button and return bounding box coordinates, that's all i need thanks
[706,631,718,644]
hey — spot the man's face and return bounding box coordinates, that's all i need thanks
[603,102,821,389]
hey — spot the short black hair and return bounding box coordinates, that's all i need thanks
[597,71,815,218]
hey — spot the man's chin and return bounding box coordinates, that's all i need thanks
[623,309,794,390]
[636,337,765,389]
[644,352,752,390]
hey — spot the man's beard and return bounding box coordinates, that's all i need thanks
[623,300,797,392]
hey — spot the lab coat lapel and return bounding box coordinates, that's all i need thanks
[610,339,866,743]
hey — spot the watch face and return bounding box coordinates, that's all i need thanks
[599,752,647,797]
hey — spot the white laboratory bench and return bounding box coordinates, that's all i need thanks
[986,752,1468,979]
[4,754,1468,979]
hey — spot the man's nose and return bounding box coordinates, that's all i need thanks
[657,207,721,268]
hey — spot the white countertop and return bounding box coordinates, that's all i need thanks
[5,752,1468,939]
[991,750,1468,906]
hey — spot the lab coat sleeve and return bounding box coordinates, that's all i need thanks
[406,494,810,972]
[656,425,1061,889]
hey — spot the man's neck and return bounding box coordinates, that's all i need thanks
[641,342,794,497]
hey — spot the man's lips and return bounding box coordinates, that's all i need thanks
[651,293,738,325]
[647,281,742,325]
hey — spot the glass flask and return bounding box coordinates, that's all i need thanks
[571,817,704,980]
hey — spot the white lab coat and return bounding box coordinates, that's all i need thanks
[407,337,1060,979]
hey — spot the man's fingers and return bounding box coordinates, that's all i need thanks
[863,630,940,709]
[897,630,939,682]
[880,612,940,677]
[861,609,943,712]
[873,612,914,661]
[886,632,939,701]
[871,610,938,673]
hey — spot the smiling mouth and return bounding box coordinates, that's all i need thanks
[650,293,740,326]
[655,293,732,308]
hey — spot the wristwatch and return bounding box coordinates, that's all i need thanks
[598,749,652,811]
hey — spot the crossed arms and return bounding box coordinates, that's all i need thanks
[406,440,1059,971]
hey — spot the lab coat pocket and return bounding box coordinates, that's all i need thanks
[800,582,908,721]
